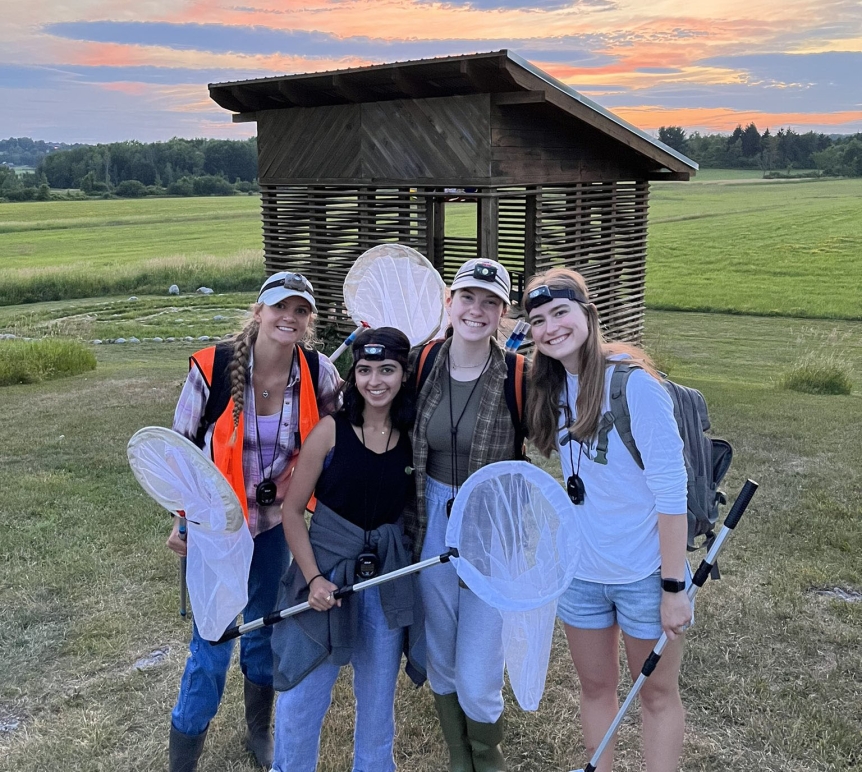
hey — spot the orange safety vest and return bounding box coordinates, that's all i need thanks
[190,345,320,520]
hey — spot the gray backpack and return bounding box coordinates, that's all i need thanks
[595,363,733,560]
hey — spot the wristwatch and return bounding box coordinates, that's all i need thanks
[661,578,686,593]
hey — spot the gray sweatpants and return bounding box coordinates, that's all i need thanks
[418,476,505,723]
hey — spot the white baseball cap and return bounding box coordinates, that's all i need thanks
[449,259,511,304]
[257,272,316,312]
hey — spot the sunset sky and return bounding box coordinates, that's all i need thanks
[2,0,860,144]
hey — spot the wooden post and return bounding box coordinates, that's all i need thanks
[477,190,499,261]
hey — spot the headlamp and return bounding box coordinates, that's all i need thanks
[525,285,586,313]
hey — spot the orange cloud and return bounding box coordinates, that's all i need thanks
[615,106,862,132]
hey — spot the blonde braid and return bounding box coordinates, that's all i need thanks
[227,314,259,445]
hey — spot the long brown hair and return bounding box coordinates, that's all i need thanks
[525,268,660,457]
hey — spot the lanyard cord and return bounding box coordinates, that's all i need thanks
[254,347,293,483]
[360,420,394,546]
[447,348,493,500]
[564,378,584,477]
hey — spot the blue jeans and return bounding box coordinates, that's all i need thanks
[418,476,505,723]
[271,586,404,772]
[171,524,289,736]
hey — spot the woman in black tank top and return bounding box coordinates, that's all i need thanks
[272,327,420,772]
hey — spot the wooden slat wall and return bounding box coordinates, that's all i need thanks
[260,185,428,331]
[362,95,491,180]
[257,105,361,181]
[533,181,649,343]
[489,102,646,184]
[258,182,649,343]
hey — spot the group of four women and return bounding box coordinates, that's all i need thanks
[165,257,693,772]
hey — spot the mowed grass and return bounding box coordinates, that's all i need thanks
[0,197,264,304]
[647,178,862,319]
[1,175,859,320]
[0,311,860,772]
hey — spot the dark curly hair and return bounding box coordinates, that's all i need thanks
[340,327,415,430]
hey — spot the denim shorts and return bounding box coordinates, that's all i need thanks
[556,566,693,641]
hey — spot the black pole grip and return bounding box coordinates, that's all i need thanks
[724,479,758,530]
[214,626,242,645]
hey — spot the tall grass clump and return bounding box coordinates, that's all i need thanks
[0,339,97,386]
[779,350,853,395]
[0,250,264,306]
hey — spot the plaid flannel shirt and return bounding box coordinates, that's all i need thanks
[405,337,521,560]
[172,346,340,537]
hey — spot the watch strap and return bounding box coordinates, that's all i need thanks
[661,578,686,593]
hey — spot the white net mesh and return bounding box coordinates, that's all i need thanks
[127,427,253,640]
[446,461,579,710]
[343,244,446,346]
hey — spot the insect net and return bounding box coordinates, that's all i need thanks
[447,461,579,710]
[127,427,253,641]
[343,243,446,345]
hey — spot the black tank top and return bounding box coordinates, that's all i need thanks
[315,413,412,530]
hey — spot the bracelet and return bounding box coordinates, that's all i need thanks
[307,573,325,587]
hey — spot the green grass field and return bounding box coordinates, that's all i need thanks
[647,178,862,319]
[0,312,859,772]
[2,177,860,318]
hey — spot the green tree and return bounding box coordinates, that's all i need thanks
[657,126,688,153]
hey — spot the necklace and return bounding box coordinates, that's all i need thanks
[262,389,269,399]
[445,348,493,513]
[449,358,489,370]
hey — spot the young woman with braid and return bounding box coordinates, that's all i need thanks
[524,268,692,772]
[165,272,340,772]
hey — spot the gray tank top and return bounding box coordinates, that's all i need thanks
[426,371,489,486]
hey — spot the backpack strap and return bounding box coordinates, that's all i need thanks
[194,342,321,449]
[504,351,528,460]
[416,341,527,460]
[194,342,234,449]
[603,363,643,468]
[415,340,444,394]
[299,343,321,400]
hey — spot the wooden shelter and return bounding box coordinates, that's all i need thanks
[209,50,697,342]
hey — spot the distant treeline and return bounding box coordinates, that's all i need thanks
[658,125,862,176]
[0,137,85,167]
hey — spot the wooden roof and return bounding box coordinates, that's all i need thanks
[209,50,697,179]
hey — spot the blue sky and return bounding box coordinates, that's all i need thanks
[2,1,859,143]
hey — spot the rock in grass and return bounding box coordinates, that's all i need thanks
[213,314,226,321]
[128,337,140,343]
[183,336,194,342]
[168,284,180,295]
[198,336,210,342]
[134,647,170,671]
[128,296,138,302]
[115,338,126,344]
[166,337,176,342]
[0,334,16,340]
[153,337,163,343]
[196,287,214,295]
[92,339,102,345]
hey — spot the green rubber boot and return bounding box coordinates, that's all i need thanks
[169,724,207,772]
[465,714,507,772]
[433,691,475,772]
[243,677,275,768]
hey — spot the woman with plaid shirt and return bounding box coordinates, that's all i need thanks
[165,272,340,772]
[406,258,525,772]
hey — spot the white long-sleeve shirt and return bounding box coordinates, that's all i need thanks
[557,363,687,584]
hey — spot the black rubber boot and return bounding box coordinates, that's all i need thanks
[243,677,275,768]
[465,714,507,772]
[169,724,207,772]
[433,692,475,772]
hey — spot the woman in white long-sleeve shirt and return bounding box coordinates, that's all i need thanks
[524,267,693,772]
